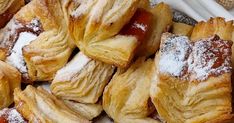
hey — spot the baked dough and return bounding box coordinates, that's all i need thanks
[103,57,159,123]
[51,52,115,103]
[137,2,173,56]
[0,0,75,83]
[64,100,103,120]
[172,22,194,36]
[14,85,90,123]
[0,0,24,28]
[151,31,233,122]
[68,0,140,67]
[0,60,21,109]
[0,108,26,123]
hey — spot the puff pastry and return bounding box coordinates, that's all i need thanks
[64,100,103,120]
[172,22,194,36]
[68,0,140,67]
[137,2,173,56]
[103,57,159,123]
[0,108,26,123]
[51,52,115,103]
[151,28,233,123]
[14,85,90,123]
[0,0,75,83]
[0,60,21,109]
[0,0,24,28]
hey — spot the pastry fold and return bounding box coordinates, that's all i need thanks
[14,85,90,123]
[51,52,115,103]
[64,100,103,120]
[0,0,24,28]
[68,0,140,67]
[0,61,21,109]
[151,30,233,123]
[0,0,75,83]
[103,57,159,123]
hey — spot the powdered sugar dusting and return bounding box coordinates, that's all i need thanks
[159,35,191,77]
[188,36,232,80]
[6,32,37,73]
[54,52,91,82]
[0,108,26,123]
[159,34,232,81]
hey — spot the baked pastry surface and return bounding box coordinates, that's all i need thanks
[137,2,173,56]
[14,85,90,123]
[103,57,159,123]
[0,0,75,83]
[64,100,103,120]
[68,0,140,67]
[0,0,24,28]
[0,61,21,109]
[151,30,233,123]
[51,52,115,103]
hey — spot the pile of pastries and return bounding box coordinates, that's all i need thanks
[0,0,234,123]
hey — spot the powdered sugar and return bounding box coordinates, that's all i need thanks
[133,23,146,32]
[6,32,37,73]
[0,108,26,123]
[188,36,232,80]
[159,34,232,81]
[159,35,191,77]
[54,52,91,82]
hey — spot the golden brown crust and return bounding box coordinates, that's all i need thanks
[64,100,103,120]
[103,57,160,123]
[51,52,115,103]
[151,32,233,123]
[0,0,24,28]
[172,22,194,37]
[191,17,234,41]
[68,0,140,68]
[14,85,90,123]
[0,60,21,109]
[0,0,75,83]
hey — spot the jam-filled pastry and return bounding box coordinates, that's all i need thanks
[0,0,24,28]
[51,52,115,103]
[14,85,90,123]
[151,31,233,123]
[103,58,160,123]
[68,0,142,67]
[0,61,21,109]
[191,18,234,68]
[0,0,75,83]
[137,2,173,56]
[64,100,103,120]
[172,22,194,36]
[0,108,26,123]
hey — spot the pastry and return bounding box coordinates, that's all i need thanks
[68,0,141,67]
[137,2,173,57]
[0,60,21,109]
[103,57,159,123]
[0,0,75,83]
[64,100,103,120]
[191,17,234,68]
[0,0,24,28]
[151,21,233,123]
[0,108,26,123]
[51,52,115,103]
[171,22,194,36]
[14,85,90,123]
